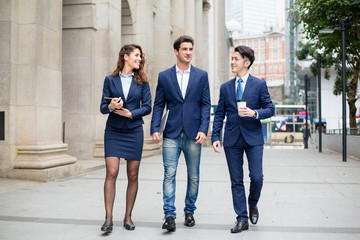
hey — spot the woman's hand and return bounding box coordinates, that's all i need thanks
[108,97,123,110]
[114,108,132,118]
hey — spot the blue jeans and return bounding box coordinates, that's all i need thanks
[162,131,201,218]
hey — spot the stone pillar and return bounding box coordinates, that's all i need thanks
[0,0,18,174]
[0,0,78,181]
[184,0,196,64]
[133,0,154,138]
[171,0,185,42]
[62,0,121,159]
[153,0,172,81]
[195,0,203,69]
[206,0,229,105]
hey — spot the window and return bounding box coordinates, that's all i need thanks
[273,50,278,59]
[279,64,283,72]
[273,64,278,73]
[254,65,259,74]
[269,64,272,73]
[260,65,265,73]
[260,52,265,60]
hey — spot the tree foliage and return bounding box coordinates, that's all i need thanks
[290,0,360,129]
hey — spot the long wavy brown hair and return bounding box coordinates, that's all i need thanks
[111,44,149,84]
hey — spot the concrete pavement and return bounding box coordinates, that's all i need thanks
[1,147,360,240]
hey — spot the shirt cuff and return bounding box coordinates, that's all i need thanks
[108,106,114,112]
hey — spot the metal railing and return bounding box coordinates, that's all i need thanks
[325,128,360,135]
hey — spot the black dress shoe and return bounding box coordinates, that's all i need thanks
[101,220,113,232]
[162,216,176,231]
[231,220,249,233]
[184,213,195,227]
[249,206,259,224]
[123,217,135,231]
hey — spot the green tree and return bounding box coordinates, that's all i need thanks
[289,0,360,131]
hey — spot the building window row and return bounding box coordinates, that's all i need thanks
[253,63,284,74]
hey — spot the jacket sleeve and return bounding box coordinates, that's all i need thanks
[211,86,226,143]
[256,80,275,119]
[199,72,211,135]
[100,76,111,115]
[150,74,166,134]
[130,82,152,119]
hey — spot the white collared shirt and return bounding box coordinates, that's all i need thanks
[176,64,191,99]
[235,72,249,95]
[119,72,134,100]
[235,72,258,119]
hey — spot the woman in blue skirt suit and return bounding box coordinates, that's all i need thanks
[100,44,151,232]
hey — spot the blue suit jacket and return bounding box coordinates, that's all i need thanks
[100,74,152,129]
[212,75,274,147]
[151,65,211,140]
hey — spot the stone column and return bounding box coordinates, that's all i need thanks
[62,0,121,159]
[0,0,78,181]
[184,0,196,64]
[206,0,229,105]
[133,0,154,140]
[153,0,173,82]
[171,0,185,42]
[194,0,203,69]
[0,0,18,174]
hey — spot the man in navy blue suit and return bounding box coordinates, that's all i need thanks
[151,35,211,231]
[212,45,274,233]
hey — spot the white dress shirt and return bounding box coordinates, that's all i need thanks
[119,72,134,100]
[235,72,258,119]
[176,64,191,99]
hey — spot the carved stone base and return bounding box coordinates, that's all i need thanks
[6,163,81,182]
[93,142,105,159]
[14,143,77,169]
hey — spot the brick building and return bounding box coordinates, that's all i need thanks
[233,30,285,103]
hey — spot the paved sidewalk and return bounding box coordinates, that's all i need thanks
[1,147,360,240]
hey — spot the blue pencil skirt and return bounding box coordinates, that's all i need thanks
[104,125,143,161]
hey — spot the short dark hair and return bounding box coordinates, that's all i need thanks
[173,35,194,51]
[234,45,255,69]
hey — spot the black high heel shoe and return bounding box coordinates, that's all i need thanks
[123,217,135,231]
[101,219,113,232]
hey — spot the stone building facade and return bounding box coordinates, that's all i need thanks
[0,0,229,181]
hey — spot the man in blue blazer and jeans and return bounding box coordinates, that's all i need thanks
[212,45,274,233]
[151,35,211,231]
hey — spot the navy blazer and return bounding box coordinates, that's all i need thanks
[150,65,211,140]
[100,74,152,129]
[212,74,274,147]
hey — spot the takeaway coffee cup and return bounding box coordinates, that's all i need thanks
[237,100,247,110]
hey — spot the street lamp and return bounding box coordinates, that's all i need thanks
[304,74,309,149]
[317,55,322,153]
[319,18,347,162]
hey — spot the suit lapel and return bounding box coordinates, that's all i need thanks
[230,77,237,105]
[184,66,196,99]
[242,74,254,100]
[113,75,126,99]
[170,65,183,99]
[126,78,137,102]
